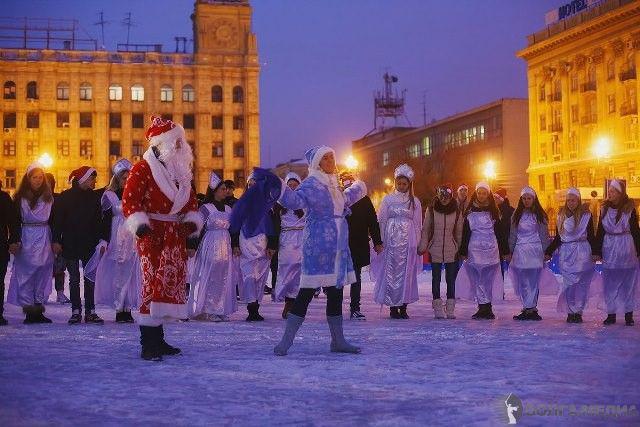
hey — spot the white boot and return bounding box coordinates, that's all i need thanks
[432,299,445,319]
[445,299,456,319]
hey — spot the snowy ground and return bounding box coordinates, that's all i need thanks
[1,269,639,426]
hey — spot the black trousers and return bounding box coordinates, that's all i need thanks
[53,255,66,292]
[66,255,95,313]
[290,286,343,318]
[432,262,457,300]
[349,265,363,312]
[0,254,8,315]
[270,252,278,289]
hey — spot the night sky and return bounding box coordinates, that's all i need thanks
[4,0,560,167]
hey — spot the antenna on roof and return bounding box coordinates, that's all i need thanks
[93,11,110,49]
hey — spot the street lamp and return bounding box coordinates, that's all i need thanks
[482,160,497,182]
[593,136,611,162]
[384,177,392,186]
[37,153,53,169]
[345,155,359,170]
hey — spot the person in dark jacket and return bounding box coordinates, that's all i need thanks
[495,187,514,278]
[0,182,16,325]
[224,180,238,207]
[340,171,383,320]
[50,166,106,325]
[45,173,71,304]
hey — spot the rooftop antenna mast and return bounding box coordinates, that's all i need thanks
[421,90,428,126]
[93,11,110,49]
[373,71,409,132]
[122,12,134,45]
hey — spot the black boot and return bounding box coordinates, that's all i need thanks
[575,313,583,323]
[282,299,294,319]
[485,303,496,320]
[566,313,574,323]
[140,326,163,362]
[513,309,530,321]
[125,311,135,323]
[246,302,260,322]
[389,306,401,319]
[158,325,181,356]
[115,311,126,323]
[529,308,542,321]
[255,303,265,321]
[0,314,6,326]
[603,314,616,325]
[34,304,52,323]
[625,312,634,326]
[471,305,484,320]
[23,306,38,324]
[399,304,409,319]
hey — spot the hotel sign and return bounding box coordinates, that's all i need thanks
[545,0,602,25]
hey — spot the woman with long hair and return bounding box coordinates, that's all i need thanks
[545,188,597,323]
[594,179,640,326]
[7,162,54,323]
[91,159,141,323]
[456,182,508,320]
[372,164,422,319]
[188,171,238,321]
[506,186,556,321]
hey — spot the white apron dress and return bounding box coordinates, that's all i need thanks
[93,190,142,311]
[274,209,305,302]
[188,204,238,317]
[455,211,504,304]
[8,198,54,307]
[238,232,270,304]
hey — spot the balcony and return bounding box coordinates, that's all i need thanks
[580,81,597,92]
[547,92,562,103]
[550,122,563,132]
[620,103,638,117]
[581,114,597,125]
[619,68,637,82]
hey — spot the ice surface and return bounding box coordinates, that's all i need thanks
[1,269,639,426]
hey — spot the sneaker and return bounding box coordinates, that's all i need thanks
[529,310,542,321]
[350,310,366,321]
[513,310,530,321]
[264,286,272,295]
[389,307,401,319]
[68,313,82,325]
[85,313,104,324]
[56,293,71,304]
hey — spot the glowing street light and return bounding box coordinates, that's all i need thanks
[482,160,497,181]
[384,177,392,186]
[38,153,53,168]
[345,155,359,170]
[593,136,611,160]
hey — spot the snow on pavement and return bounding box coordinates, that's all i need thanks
[1,270,639,426]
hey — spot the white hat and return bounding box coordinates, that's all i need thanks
[284,172,302,184]
[26,161,44,176]
[394,164,415,181]
[305,145,335,171]
[475,181,491,192]
[520,186,536,198]
[112,158,132,177]
[209,171,222,190]
[457,184,468,191]
[608,179,624,194]
[566,187,581,198]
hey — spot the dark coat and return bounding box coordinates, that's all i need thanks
[0,189,15,262]
[50,184,103,260]
[347,195,382,268]
[498,198,515,243]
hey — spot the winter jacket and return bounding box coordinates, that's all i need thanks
[0,189,15,262]
[418,198,462,263]
[347,195,382,268]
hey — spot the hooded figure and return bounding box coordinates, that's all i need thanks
[122,115,202,361]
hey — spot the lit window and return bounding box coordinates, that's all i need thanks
[109,84,123,101]
[182,85,195,102]
[131,84,144,101]
[79,82,92,100]
[160,85,173,102]
[57,82,69,100]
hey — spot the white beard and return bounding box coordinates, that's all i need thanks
[156,141,193,185]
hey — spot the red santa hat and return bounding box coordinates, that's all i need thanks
[68,166,96,185]
[145,115,185,147]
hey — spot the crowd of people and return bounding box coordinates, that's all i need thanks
[0,116,638,361]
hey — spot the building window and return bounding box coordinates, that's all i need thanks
[422,136,431,156]
[57,82,69,100]
[211,85,223,102]
[587,66,596,84]
[571,105,578,123]
[27,112,39,128]
[132,113,144,129]
[212,142,223,157]
[608,94,616,114]
[3,140,16,156]
[26,81,38,99]
[131,84,144,101]
[56,112,69,128]
[57,140,69,157]
[553,172,561,190]
[569,131,578,158]
[3,81,16,99]
[234,169,246,187]
[232,86,244,103]
[233,142,245,158]
[407,143,420,158]
[79,82,92,100]
[109,140,121,156]
[538,175,545,192]
[109,113,121,128]
[160,85,173,102]
[183,114,195,129]
[233,116,244,130]
[211,115,223,130]
[3,169,16,189]
[551,135,561,159]
[79,112,92,128]
[570,74,578,92]
[382,151,389,166]
[538,84,545,102]
[26,140,39,156]
[539,114,546,131]
[182,85,195,102]
[569,169,578,187]
[607,60,615,80]
[539,141,547,161]
[161,113,173,121]
[3,112,16,128]
[80,140,92,158]
[132,140,144,157]
[109,84,123,101]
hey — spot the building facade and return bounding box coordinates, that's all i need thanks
[0,0,259,193]
[352,98,529,209]
[517,0,640,213]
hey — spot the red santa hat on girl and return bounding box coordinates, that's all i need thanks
[145,115,185,147]
[68,166,96,185]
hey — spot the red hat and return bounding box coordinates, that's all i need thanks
[68,166,96,185]
[145,115,177,142]
[495,187,507,198]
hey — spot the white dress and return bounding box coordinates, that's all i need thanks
[274,208,305,302]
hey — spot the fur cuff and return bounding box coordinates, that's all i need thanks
[352,179,367,197]
[125,211,150,236]
[182,210,204,238]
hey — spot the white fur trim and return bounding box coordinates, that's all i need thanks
[148,125,184,147]
[309,146,335,171]
[284,172,302,184]
[299,273,338,288]
[475,181,491,192]
[150,301,188,320]
[182,210,204,238]
[125,211,150,236]
[277,178,288,203]
[142,149,190,215]
[394,164,415,181]
[136,313,163,326]
[351,180,367,197]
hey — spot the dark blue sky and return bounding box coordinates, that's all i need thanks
[5,0,560,167]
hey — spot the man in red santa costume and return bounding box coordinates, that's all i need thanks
[122,116,202,361]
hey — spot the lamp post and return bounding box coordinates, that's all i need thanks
[37,153,54,169]
[593,136,612,196]
[345,155,359,171]
[482,160,497,185]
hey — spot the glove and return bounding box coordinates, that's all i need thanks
[183,221,198,235]
[136,224,152,238]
